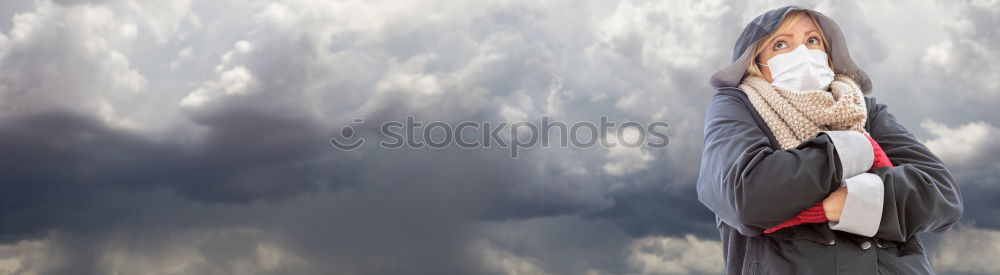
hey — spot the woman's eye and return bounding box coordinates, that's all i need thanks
[773,41,787,50]
[807,37,820,45]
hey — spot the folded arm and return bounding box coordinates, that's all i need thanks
[697,91,849,236]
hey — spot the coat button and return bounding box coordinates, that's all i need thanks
[860,241,872,250]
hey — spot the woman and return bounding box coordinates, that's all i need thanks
[697,6,963,274]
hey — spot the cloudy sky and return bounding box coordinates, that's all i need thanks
[0,0,997,274]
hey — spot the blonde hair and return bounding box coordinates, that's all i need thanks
[746,10,834,78]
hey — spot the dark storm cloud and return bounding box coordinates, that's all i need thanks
[920,121,1000,229]
[0,109,349,239]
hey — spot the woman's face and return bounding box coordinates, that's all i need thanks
[756,15,827,82]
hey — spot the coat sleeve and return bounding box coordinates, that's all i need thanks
[697,91,844,236]
[867,99,964,242]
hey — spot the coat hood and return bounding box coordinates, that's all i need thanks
[709,6,872,93]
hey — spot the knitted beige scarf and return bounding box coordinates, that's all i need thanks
[738,74,868,149]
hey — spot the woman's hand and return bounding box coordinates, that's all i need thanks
[823,185,848,222]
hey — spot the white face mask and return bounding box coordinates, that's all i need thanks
[759,44,835,91]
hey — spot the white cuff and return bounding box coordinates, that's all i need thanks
[822,131,874,179]
[828,173,884,237]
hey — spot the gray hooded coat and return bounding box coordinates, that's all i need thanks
[697,6,964,274]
